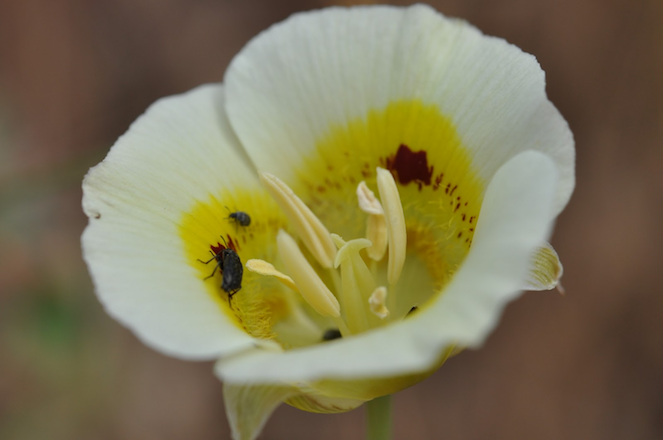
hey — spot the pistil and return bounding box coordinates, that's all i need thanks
[332,234,375,334]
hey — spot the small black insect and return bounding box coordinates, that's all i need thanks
[407,306,419,317]
[225,207,251,227]
[198,239,243,305]
[322,328,342,341]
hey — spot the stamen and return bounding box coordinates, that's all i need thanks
[368,286,390,319]
[357,181,383,215]
[357,181,388,261]
[260,172,336,268]
[245,259,298,292]
[276,230,340,318]
[331,234,375,334]
[376,167,407,284]
[365,214,388,261]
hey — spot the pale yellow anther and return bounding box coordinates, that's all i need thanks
[357,181,384,215]
[245,259,298,292]
[357,181,388,261]
[365,214,388,261]
[376,167,407,284]
[276,230,340,318]
[368,286,390,319]
[260,172,336,269]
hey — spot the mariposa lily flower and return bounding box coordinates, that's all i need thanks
[82,4,574,440]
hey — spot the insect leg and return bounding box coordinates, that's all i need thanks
[197,250,218,265]
[227,287,241,308]
[203,260,224,280]
[197,255,216,265]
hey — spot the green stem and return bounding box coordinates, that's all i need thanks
[366,395,392,440]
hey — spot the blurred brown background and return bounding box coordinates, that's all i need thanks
[1,0,661,439]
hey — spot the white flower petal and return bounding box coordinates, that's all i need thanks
[223,383,297,440]
[224,4,574,214]
[82,85,258,359]
[523,241,564,291]
[216,151,558,382]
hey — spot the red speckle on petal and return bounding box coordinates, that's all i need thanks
[433,174,443,190]
[228,235,240,251]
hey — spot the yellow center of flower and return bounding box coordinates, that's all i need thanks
[178,99,485,348]
[179,189,291,339]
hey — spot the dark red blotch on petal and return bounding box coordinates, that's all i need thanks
[385,144,433,187]
[211,234,239,254]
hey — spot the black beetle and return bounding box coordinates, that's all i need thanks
[322,328,342,341]
[198,242,243,305]
[225,207,251,227]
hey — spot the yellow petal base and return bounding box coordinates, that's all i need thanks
[178,189,290,339]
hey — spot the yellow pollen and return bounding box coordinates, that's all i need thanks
[276,230,340,318]
[376,167,407,285]
[368,286,389,319]
[260,172,337,269]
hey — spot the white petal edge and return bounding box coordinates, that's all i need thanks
[215,150,558,383]
[223,384,297,440]
[82,84,258,359]
[224,4,574,215]
[523,241,564,291]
